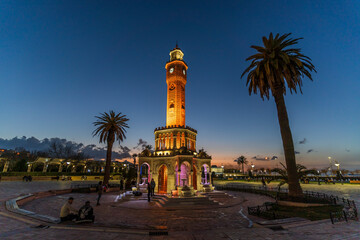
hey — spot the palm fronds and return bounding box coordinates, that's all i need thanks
[241,33,316,100]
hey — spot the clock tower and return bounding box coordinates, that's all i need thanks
[138,45,212,195]
[165,45,188,127]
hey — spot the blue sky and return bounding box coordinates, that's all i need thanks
[0,0,359,169]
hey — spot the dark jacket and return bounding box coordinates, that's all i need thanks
[96,185,103,194]
[151,180,156,188]
[78,205,94,220]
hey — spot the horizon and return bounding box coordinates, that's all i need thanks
[1,1,359,170]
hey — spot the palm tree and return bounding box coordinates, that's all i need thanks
[234,156,248,174]
[273,162,318,189]
[241,33,316,198]
[93,111,129,185]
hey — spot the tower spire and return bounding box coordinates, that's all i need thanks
[176,41,178,49]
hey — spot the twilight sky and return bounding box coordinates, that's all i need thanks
[0,0,359,169]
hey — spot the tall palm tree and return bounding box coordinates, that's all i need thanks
[241,33,316,198]
[93,111,129,184]
[234,156,248,174]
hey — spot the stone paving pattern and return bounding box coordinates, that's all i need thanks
[0,181,360,239]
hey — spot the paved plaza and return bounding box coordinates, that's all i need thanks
[216,181,360,207]
[0,181,359,239]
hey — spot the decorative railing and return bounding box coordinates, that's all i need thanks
[330,208,358,224]
[214,183,356,205]
[154,125,197,133]
[215,182,358,223]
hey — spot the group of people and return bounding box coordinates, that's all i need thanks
[60,179,156,223]
[60,181,107,223]
[60,197,95,223]
[147,178,156,202]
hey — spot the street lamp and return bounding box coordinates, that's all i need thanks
[334,162,340,170]
[251,164,255,171]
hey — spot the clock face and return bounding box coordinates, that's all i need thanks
[169,68,174,73]
[183,69,186,75]
[169,84,175,91]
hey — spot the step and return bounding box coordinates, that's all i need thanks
[256,217,309,226]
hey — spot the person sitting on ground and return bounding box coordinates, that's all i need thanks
[77,201,95,223]
[60,197,78,222]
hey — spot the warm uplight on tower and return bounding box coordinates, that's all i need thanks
[165,45,188,127]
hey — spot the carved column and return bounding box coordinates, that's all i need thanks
[42,163,48,173]
[3,161,9,172]
[27,164,32,172]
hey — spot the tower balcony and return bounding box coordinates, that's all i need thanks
[154,125,197,133]
[154,125,197,152]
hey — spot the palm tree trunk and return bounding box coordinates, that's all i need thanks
[242,163,244,174]
[273,88,303,198]
[104,133,114,185]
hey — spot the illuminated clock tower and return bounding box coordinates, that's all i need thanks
[138,45,212,195]
[165,45,188,127]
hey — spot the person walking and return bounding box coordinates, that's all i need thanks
[120,179,124,191]
[96,181,103,206]
[261,178,266,188]
[150,179,156,196]
[147,181,151,202]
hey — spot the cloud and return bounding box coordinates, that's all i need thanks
[307,149,315,153]
[295,151,300,154]
[132,138,148,150]
[345,148,350,152]
[252,155,277,161]
[299,138,307,144]
[0,136,136,160]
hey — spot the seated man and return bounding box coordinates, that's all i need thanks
[76,201,95,223]
[60,197,78,222]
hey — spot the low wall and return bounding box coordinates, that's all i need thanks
[16,189,73,206]
[0,175,122,181]
[277,200,328,207]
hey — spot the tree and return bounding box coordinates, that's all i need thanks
[234,156,248,174]
[241,33,316,198]
[93,111,129,184]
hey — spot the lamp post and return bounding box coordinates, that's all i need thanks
[334,161,342,184]
[328,156,333,174]
[66,162,70,173]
